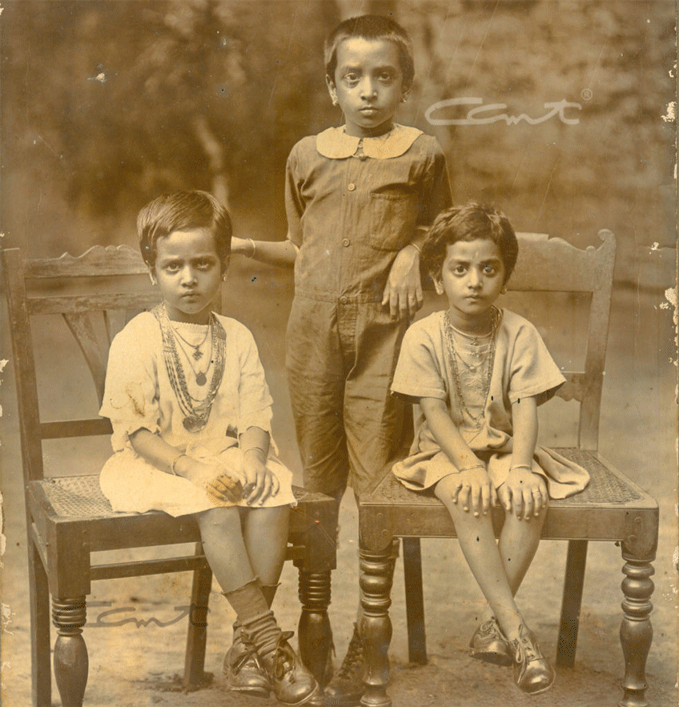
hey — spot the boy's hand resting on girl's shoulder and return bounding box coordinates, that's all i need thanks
[382,244,423,320]
[497,466,548,521]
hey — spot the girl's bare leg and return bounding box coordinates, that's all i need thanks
[435,479,525,642]
[498,506,547,596]
[242,506,290,586]
[196,507,256,592]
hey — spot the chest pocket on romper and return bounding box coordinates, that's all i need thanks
[369,191,419,251]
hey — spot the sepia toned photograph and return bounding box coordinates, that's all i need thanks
[0,2,676,706]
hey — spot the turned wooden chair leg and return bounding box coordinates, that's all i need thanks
[29,542,51,707]
[402,537,427,665]
[556,539,588,667]
[297,569,333,688]
[52,596,88,707]
[359,543,395,707]
[619,555,655,707]
[183,546,213,689]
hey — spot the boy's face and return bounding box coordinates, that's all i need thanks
[327,38,406,137]
[150,228,224,324]
[435,239,506,332]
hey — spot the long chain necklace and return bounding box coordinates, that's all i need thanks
[170,321,210,360]
[172,327,213,386]
[443,307,501,428]
[154,304,226,433]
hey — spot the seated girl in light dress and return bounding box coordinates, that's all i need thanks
[391,203,589,696]
[99,190,318,706]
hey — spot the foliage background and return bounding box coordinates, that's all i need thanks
[1,0,676,290]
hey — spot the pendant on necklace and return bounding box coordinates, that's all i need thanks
[195,371,207,386]
[192,348,203,360]
[183,415,204,432]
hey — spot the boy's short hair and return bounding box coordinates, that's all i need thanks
[138,190,232,271]
[324,15,415,91]
[422,203,519,284]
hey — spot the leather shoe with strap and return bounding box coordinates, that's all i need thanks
[469,617,513,666]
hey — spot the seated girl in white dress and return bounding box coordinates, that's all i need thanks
[391,203,589,696]
[99,190,318,706]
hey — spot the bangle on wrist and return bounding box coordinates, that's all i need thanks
[246,238,257,259]
[510,464,533,471]
[407,241,422,255]
[170,452,188,476]
[244,445,267,456]
[459,464,485,472]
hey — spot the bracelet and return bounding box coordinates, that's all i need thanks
[458,464,486,472]
[170,453,188,476]
[246,238,257,259]
[244,445,268,456]
[510,464,533,471]
[407,242,422,255]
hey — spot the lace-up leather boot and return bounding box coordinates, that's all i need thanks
[256,630,319,706]
[510,624,555,694]
[323,623,365,706]
[224,622,271,697]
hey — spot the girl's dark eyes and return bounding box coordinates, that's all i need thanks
[163,259,215,272]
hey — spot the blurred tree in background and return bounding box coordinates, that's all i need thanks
[1,0,675,287]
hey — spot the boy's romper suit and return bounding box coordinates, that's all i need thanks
[284,124,452,498]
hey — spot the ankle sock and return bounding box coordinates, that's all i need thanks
[224,579,282,661]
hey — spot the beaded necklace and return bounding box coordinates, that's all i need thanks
[153,304,226,433]
[443,306,501,429]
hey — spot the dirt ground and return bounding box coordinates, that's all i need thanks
[1,275,677,707]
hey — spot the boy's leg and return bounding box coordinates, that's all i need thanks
[343,304,409,495]
[325,306,408,705]
[286,295,350,498]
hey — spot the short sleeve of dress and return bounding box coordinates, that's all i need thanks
[391,317,447,402]
[231,320,274,435]
[99,314,160,451]
[507,318,566,406]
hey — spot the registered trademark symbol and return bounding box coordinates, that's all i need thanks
[581,88,593,101]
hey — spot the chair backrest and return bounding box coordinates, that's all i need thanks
[509,230,616,451]
[2,245,162,485]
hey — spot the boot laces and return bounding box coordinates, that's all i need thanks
[273,630,297,682]
[336,626,364,679]
[515,627,540,664]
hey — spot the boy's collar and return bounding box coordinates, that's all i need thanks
[316,123,423,159]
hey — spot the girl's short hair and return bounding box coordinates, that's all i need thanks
[137,190,232,271]
[422,203,519,284]
[324,15,415,91]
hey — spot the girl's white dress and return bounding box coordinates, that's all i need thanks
[391,309,589,499]
[99,311,296,517]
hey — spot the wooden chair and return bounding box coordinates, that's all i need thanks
[2,244,336,707]
[357,231,659,707]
